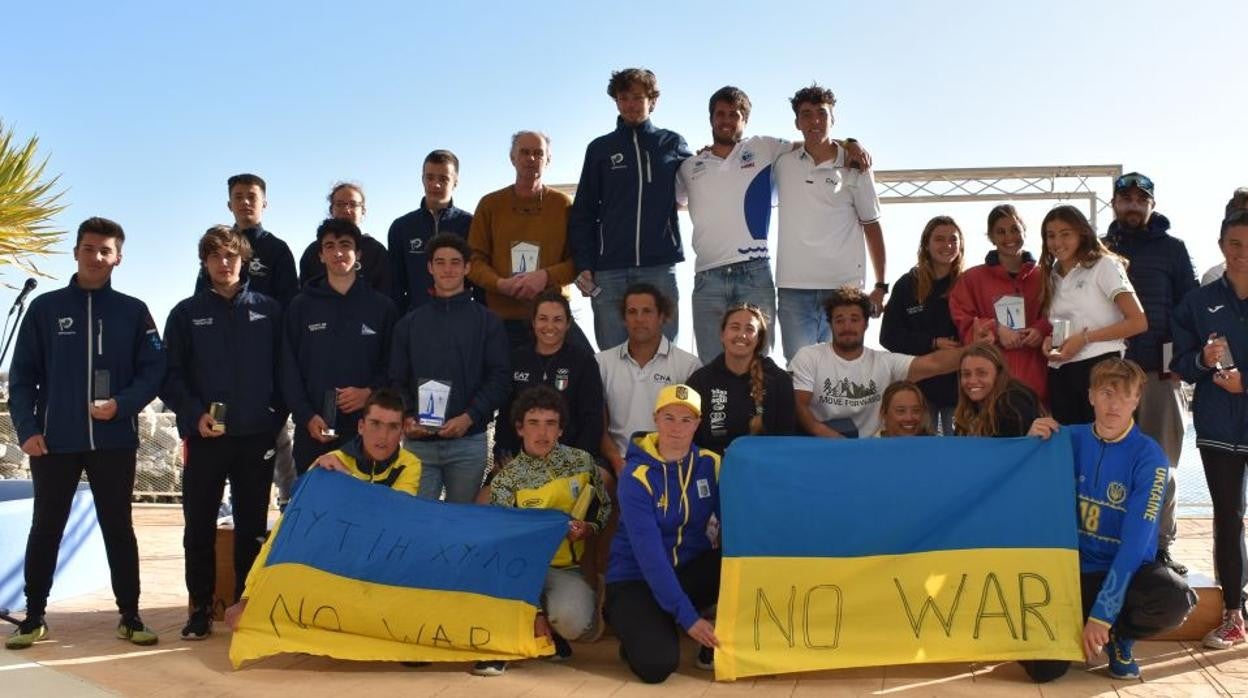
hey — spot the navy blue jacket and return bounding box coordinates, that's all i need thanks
[298,234,392,298]
[388,290,510,437]
[569,117,691,272]
[195,225,298,307]
[161,283,284,439]
[1103,213,1198,371]
[880,269,959,408]
[9,276,166,453]
[385,199,475,312]
[280,277,397,430]
[1171,277,1248,453]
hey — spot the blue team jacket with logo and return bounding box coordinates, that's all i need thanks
[1171,276,1248,453]
[607,432,720,630]
[279,276,397,430]
[569,117,691,272]
[9,276,166,453]
[1071,422,1169,626]
[194,225,298,307]
[161,283,284,438]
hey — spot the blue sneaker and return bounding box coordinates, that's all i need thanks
[1104,634,1139,680]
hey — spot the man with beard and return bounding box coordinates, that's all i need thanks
[677,86,871,363]
[1102,172,1199,576]
[791,286,958,438]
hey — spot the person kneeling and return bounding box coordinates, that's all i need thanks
[473,385,612,677]
[1023,358,1195,682]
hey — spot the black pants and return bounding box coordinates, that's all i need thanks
[1201,447,1248,609]
[24,448,140,619]
[182,432,275,608]
[605,549,721,684]
[1022,562,1195,682]
[292,422,352,477]
[1047,351,1120,425]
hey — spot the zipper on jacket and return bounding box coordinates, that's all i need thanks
[97,318,104,356]
[633,131,644,266]
[598,222,604,257]
[86,292,95,450]
[645,151,652,183]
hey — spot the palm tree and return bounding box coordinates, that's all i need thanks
[0,120,65,278]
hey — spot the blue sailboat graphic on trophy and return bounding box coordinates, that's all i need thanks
[417,379,451,427]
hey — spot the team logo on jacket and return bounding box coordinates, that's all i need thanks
[57,317,74,334]
[1107,481,1127,506]
[740,150,756,168]
[360,323,376,336]
[248,258,269,277]
[249,310,267,322]
[409,238,424,254]
[1208,305,1225,313]
[610,153,626,170]
[308,321,327,332]
[555,368,569,391]
[653,373,671,383]
[192,317,213,327]
[513,371,530,382]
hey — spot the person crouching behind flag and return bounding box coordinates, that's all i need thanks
[226,388,421,628]
[1023,358,1195,682]
[606,384,721,683]
[473,384,612,677]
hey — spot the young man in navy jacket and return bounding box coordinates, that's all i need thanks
[569,68,691,350]
[282,218,397,474]
[161,225,285,641]
[6,217,166,650]
[389,232,510,503]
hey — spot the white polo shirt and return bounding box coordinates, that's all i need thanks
[1047,255,1134,367]
[676,136,791,273]
[775,145,881,289]
[597,336,702,455]
[790,344,913,437]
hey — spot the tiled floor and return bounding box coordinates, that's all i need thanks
[3,511,1246,697]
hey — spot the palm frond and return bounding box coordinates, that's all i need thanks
[0,119,67,277]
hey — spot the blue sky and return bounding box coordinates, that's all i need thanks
[3,1,1246,357]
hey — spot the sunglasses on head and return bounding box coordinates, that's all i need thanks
[1114,173,1154,193]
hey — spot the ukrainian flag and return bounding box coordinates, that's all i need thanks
[715,434,1084,681]
[230,469,568,668]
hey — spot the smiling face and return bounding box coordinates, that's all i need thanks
[720,308,761,363]
[795,101,832,142]
[73,233,123,288]
[532,300,569,354]
[882,388,925,436]
[1044,220,1083,268]
[960,355,999,404]
[615,83,656,126]
[926,223,962,268]
[989,214,1026,260]
[358,404,404,462]
[1222,224,1248,276]
[427,245,468,297]
[710,99,747,146]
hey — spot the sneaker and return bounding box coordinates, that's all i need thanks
[5,617,47,650]
[546,633,572,662]
[116,615,159,646]
[1104,633,1139,680]
[181,607,212,641]
[471,660,507,677]
[696,645,714,671]
[1156,549,1189,576]
[1204,611,1248,650]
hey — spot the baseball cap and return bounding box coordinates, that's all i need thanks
[654,383,701,417]
[1114,172,1154,198]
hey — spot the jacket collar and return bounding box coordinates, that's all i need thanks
[615,116,657,136]
[67,274,113,297]
[340,436,400,474]
[1105,212,1172,243]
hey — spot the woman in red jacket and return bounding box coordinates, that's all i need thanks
[949,204,1050,404]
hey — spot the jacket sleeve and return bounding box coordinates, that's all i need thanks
[543,208,577,287]
[465,313,512,427]
[572,355,606,455]
[568,144,601,273]
[1169,291,1208,382]
[466,197,504,291]
[1088,445,1168,626]
[617,469,702,630]
[272,244,299,307]
[298,241,319,287]
[880,274,935,355]
[388,315,413,412]
[268,305,289,431]
[279,300,316,427]
[387,219,409,312]
[158,303,203,437]
[112,303,166,420]
[8,304,46,445]
[373,299,398,389]
[947,273,979,343]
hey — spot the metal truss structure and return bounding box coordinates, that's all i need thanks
[873,165,1123,229]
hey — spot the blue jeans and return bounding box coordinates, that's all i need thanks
[778,288,836,362]
[691,259,776,365]
[589,265,679,351]
[404,432,487,503]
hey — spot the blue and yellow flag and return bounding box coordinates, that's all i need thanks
[715,434,1084,681]
[229,469,568,668]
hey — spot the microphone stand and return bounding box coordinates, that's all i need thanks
[1,291,30,627]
